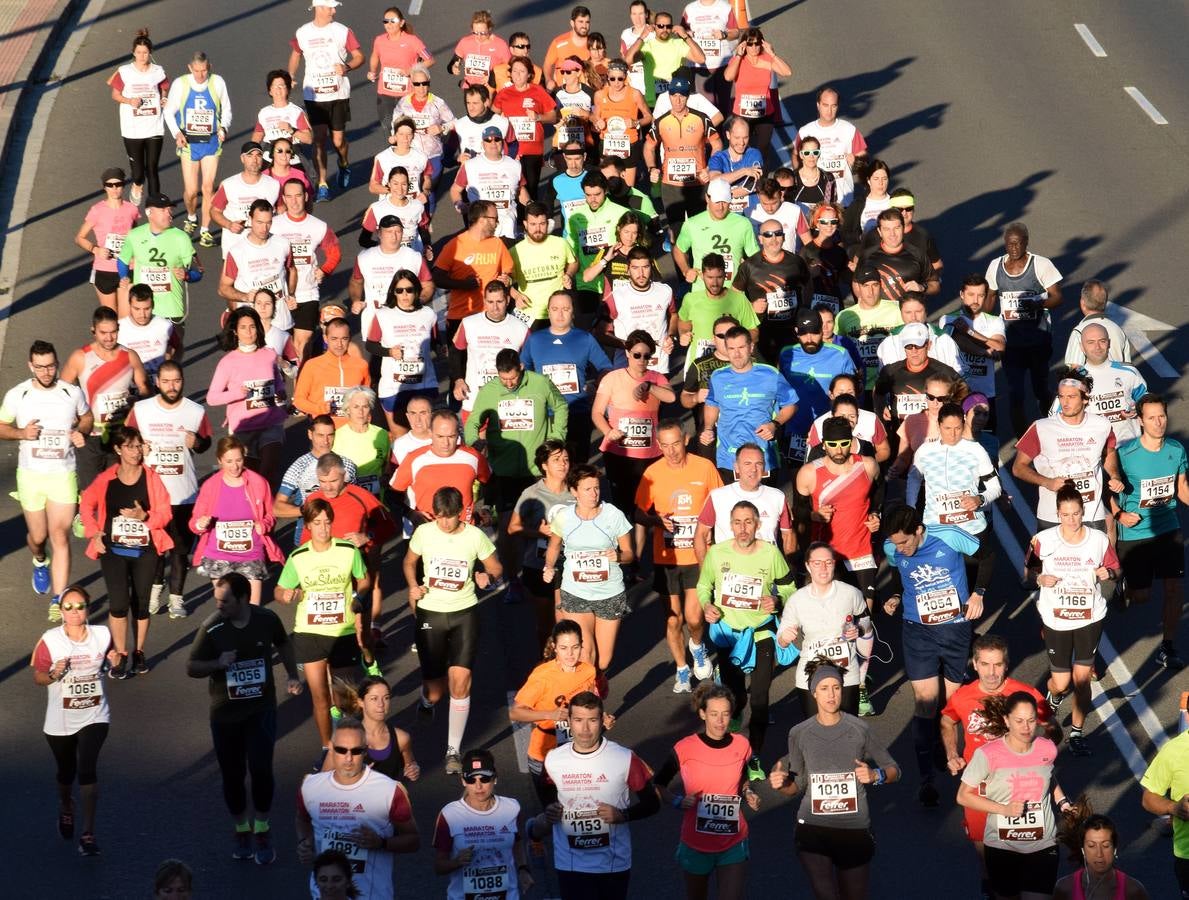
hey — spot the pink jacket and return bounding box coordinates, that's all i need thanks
[188,468,284,565]
[80,465,176,560]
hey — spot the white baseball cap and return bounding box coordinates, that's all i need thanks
[311,0,341,8]
[706,178,731,204]
[897,322,931,348]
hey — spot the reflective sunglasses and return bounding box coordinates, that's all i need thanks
[821,439,851,449]
[759,229,784,238]
[333,745,367,757]
[104,180,125,188]
[800,149,820,157]
[463,774,494,784]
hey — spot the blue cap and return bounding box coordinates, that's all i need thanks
[668,76,692,96]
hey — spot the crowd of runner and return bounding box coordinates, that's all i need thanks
[9,1,1189,898]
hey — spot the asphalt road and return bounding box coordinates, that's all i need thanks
[0,1,1185,898]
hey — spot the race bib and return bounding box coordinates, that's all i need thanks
[1067,470,1096,503]
[478,185,510,209]
[462,864,509,897]
[215,519,254,554]
[103,233,126,254]
[580,225,611,250]
[312,72,340,95]
[244,378,277,411]
[618,416,653,449]
[570,551,611,584]
[97,391,130,422]
[184,108,214,136]
[225,657,267,700]
[357,474,381,496]
[695,793,740,835]
[917,586,961,624]
[381,67,409,94]
[142,266,171,293]
[665,156,697,182]
[111,514,149,547]
[306,590,347,626]
[510,116,536,141]
[857,338,882,367]
[895,393,928,417]
[996,805,1044,842]
[739,94,766,117]
[542,363,579,395]
[557,125,585,146]
[936,491,974,525]
[811,293,840,314]
[1092,390,1128,422]
[323,385,350,417]
[694,32,721,55]
[804,635,849,664]
[289,239,313,267]
[464,55,491,79]
[720,571,764,610]
[497,398,535,431]
[427,557,468,592]
[766,290,793,319]
[809,772,858,815]
[959,350,989,377]
[132,87,159,117]
[785,431,808,465]
[31,428,69,460]
[62,675,101,709]
[1139,475,1174,508]
[695,338,715,358]
[999,292,1042,322]
[663,516,697,550]
[393,357,426,383]
[561,808,609,849]
[1053,583,1093,621]
[148,443,185,476]
[819,155,846,173]
[602,134,630,157]
[322,829,367,872]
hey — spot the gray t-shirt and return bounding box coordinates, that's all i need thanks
[514,480,573,570]
[785,714,897,829]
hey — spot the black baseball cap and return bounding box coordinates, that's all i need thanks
[240,140,264,154]
[377,214,404,229]
[853,265,880,284]
[794,308,823,335]
[461,749,496,778]
[144,193,176,209]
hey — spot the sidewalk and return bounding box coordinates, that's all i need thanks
[0,0,78,164]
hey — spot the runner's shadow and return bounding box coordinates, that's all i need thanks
[786,58,917,125]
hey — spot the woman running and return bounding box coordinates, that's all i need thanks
[324,676,420,783]
[1052,807,1150,900]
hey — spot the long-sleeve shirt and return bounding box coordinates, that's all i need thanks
[463,370,568,477]
[206,348,286,434]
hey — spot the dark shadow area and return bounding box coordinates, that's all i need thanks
[785,57,917,128]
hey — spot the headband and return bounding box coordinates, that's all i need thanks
[809,664,844,693]
[1058,378,1088,393]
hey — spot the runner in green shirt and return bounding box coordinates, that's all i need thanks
[567,171,631,295]
[117,194,202,321]
[697,498,796,778]
[511,203,578,322]
[835,266,903,390]
[677,253,760,371]
[673,180,759,285]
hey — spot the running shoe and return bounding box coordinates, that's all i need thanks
[1046,690,1065,713]
[47,597,62,624]
[311,746,329,773]
[57,805,73,839]
[182,217,198,235]
[198,230,215,248]
[673,667,691,693]
[330,705,343,721]
[729,715,741,734]
[1157,641,1186,671]
[148,582,165,615]
[445,748,463,775]
[232,831,253,861]
[129,186,142,205]
[858,681,875,717]
[254,830,276,866]
[315,183,331,203]
[918,781,940,808]
[78,832,100,857]
[32,557,51,595]
[689,641,713,680]
[1067,733,1092,757]
[108,653,128,680]
[745,756,765,782]
[338,166,352,190]
[168,594,188,619]
[416,699,434,722]
[72,514,85,538]
[362,657,382,678]
[132,650,149,675]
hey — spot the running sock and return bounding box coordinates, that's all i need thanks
[1069,725,1084,739]
[912,714,936,780]
[419,689,433,709]
[447,696,471,752]
[253,818,270,834]
[234,820,251,834]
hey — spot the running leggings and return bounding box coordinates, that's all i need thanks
[210,707,277,817]
[123,136,163,196]
[100,550,159,619]
[45,722,109,786]
[154,504,195,596]
[519,154,543,202]
[719,638,775,756]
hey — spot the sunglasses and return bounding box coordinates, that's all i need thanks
[104,181,125,188]
[463,774,494,784]
[382,17,400,23]
[903,344,926,351]
[412,81,430,86]
[746,40,762,46]
[273,148,293,154]
[393,286,416,294]
[800,149,820,157]
[333,746,367,757]
[472,30,490,36]
[899,206,915,212]
[483,136,503,143]
[628,351,650,359]
[563,150,584,156]
[607,75,625,82]
[713,331,731,339]
[512,43,531,49]
[925,392,948,402]
[60,602,88,611]
[759,229,784,238]
[821,439,851,449]
[816,218,839,225]
[656,23,672,29]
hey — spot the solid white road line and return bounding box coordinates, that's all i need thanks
[408,0,423,15]
[1074,24,1108,58]
[1124,86,1169,125]
[995,466,1167,774]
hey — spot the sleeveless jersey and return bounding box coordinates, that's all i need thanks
[453,313,530,413]
[79,345,134,438]
[986,253,1061,346]
[117,315,175,377]
[1027,526,1117,632]
[433,796,523,900]
[365,304,438,397]
[809,456,874,562]
[34,624,112,736]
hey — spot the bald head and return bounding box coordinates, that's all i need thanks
[1080,322,1110,365]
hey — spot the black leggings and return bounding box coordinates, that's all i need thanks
[210,707,277,817]
[602,452,657,521]
[1003,339,1052,438]
[519,154,544,202]
[155,504,195,595]
[123,136,163,196]
[966,527,996,597]
[46,722,109,786]
[100,550,159,619]
[719,638,775,757]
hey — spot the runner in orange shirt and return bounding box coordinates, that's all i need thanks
[542,5,593,89]
[431,201,514,335]
[644,75,719,237]
[592,60,652,186]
